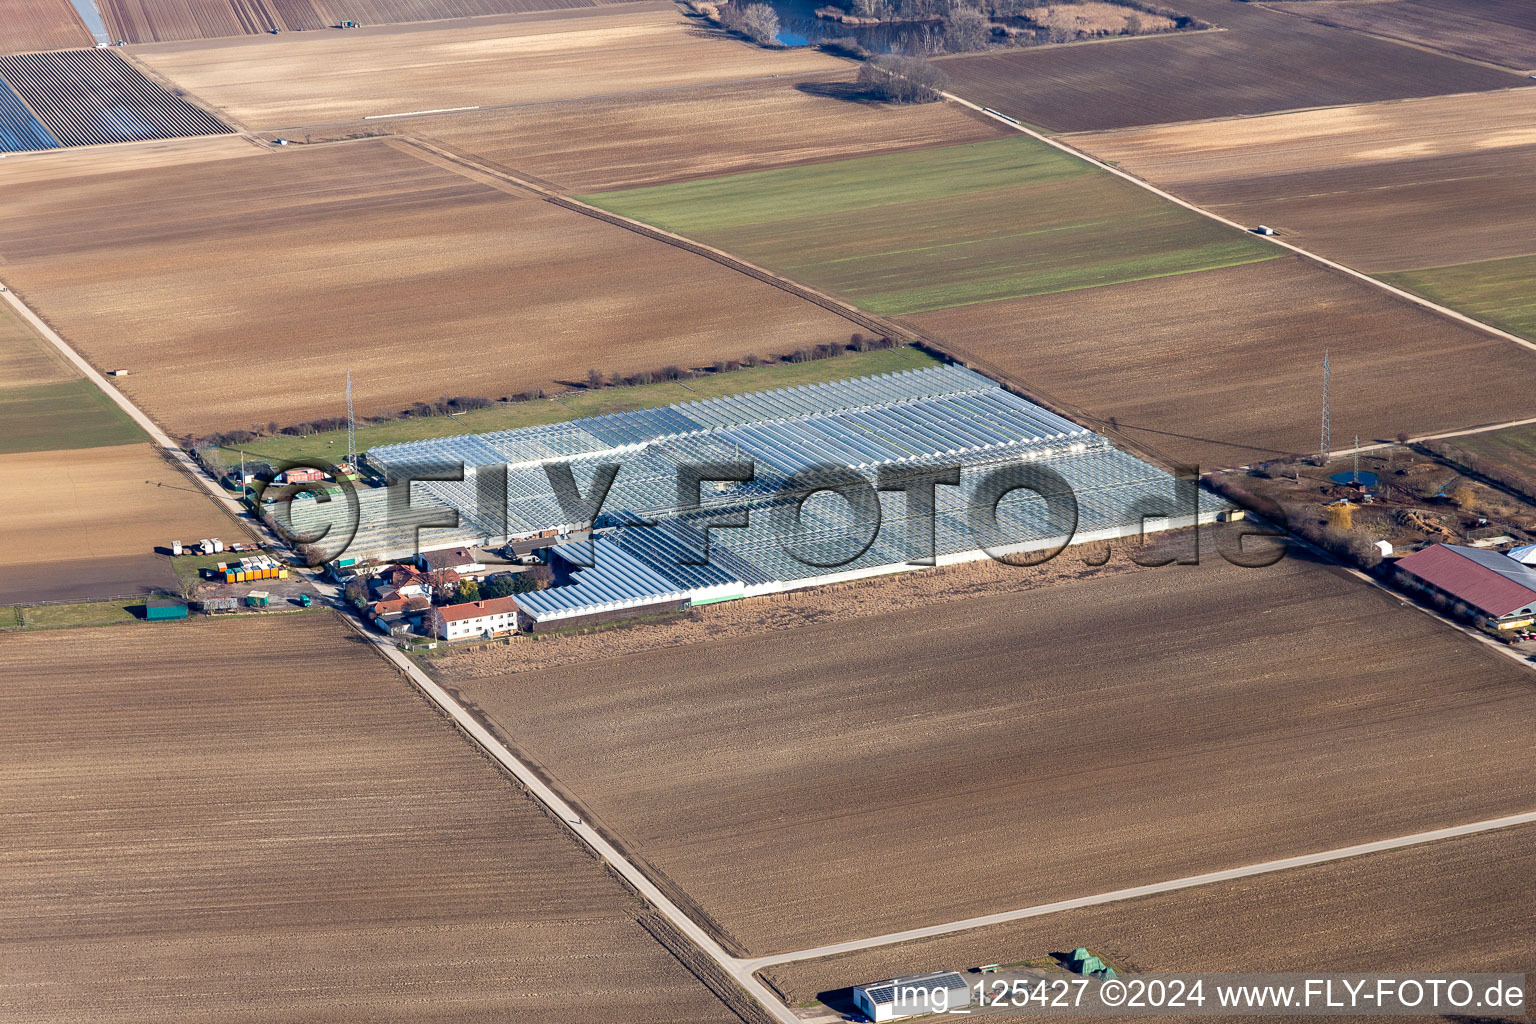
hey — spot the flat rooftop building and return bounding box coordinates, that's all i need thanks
[852,970,971,1021]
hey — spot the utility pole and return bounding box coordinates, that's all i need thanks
[346,370,356,474]
[1320,348,1331,463]
[1353,434,1360,485]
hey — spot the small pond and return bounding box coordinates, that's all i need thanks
[758,0,949,52]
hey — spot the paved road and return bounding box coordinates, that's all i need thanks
[741,808,1536,972]
[8,88,1536,1017]
[0,284,256,530]
[320,583,803,1022]
[948,94,1536,357]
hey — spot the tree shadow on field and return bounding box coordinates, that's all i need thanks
[795,80,884,105]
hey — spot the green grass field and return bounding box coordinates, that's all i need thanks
[580,136,1277,315]
[1386,255,1536,342]
[0,302,147,453]
[200,346,938,469]
[11,600,142,630]
[1453,423,1536,480]
[0,378,146,454]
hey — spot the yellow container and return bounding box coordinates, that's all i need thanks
[278,569,289,579]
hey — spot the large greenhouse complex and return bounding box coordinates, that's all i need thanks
[292,363,1225,625]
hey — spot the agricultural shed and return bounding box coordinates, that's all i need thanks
[1506,544,1536,565]
[852,970,971,1021]
[1396,543,1536,628]
[143,598,187,621]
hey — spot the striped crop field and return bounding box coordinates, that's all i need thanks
[102,0,611,44]
[0,49,229,147]
[0,76,58,152]
[0,0,95,56]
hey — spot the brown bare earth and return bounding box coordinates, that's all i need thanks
[0,0,93,55]
[766,822,1536,1003]
[431,543,1536,955]
[132,6,846,129]
[438,542,1123,679]
[0,613,752,1022]
[0,443,233,601]
[0,301,73,389]
[411,72,1005,191]
[0,138,854,435]
[1267,0,1536,72]
[937,0,1528,131]
[910,256,1536,468]
[1073,90,1536,271]
[0,132,257,181]
[102,0,603,44]
[1030,1,1175,34]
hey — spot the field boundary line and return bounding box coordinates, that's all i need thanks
[1053,84,1536,139]
[117,49,253,134]
[943,92,1536,357]
[326,607,802,1024]
[0,283,260,532]
[391,136,920,344]
[0,268,798,1024]
[1253,2,1535,75]
[742,808,1536,972]
[1328,414,1536,460]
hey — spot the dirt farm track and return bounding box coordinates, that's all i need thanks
[938,0,1528,132]
[767,822,1536,1004]
[910,256,1536,468]
[1267,0,1536,72]
[102,0,634,43]
[0,138,855,434]
[0,613,755,1023]
[1071,90,1536,274]
[130,6,845,129]
[435,543,1536,955]
[0,443,234,601]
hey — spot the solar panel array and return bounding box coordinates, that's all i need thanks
[357,364,1210,616]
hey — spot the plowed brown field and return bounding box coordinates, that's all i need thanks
[0,139,853,435]
[431,545,1536,955]
[910,257,1536,468]
[0,0,93,55]
[413,72,1005,191]
[767,822,1536,1003]
[103,0,610,43]
[133,6,846,129]
[937,0,1527,131]
[1072,90,1536,271]
[0,443,232,602]
[1267,0,1536,71]
[0,614,750,1022]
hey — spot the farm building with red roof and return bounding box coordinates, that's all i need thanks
[1395,543,1536,630]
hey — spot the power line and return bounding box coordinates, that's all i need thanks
[1320,348,1331,462]
[345,369,357,473]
